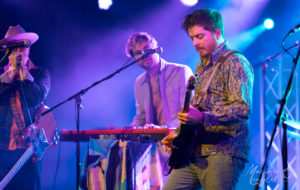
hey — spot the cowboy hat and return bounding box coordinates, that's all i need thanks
[2,25,39,45]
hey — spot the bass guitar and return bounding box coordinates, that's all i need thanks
[0,105,59,190]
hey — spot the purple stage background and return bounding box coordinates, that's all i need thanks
[1,0,300,189]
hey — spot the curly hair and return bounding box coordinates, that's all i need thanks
[182,8,224,36]
[125,32,158,57]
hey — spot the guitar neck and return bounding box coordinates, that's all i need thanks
[0,146,34,190]
[183,90,192,112]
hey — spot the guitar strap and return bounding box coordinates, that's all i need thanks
[195,50,238,106]
[9,90,26,150]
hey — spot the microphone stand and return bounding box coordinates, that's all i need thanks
[253,41,300,68]
[40,54,151,190]
[254,43,300,190]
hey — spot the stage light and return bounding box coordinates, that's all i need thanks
[98,0,113,10]
[180,0,198,7]
[263,18,274,30]
[230,18,275,51]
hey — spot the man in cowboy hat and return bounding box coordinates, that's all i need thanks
[0,25,50,190]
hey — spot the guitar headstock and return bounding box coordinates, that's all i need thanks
[187,75,196,90]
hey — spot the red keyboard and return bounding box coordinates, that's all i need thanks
[60,128,175,141]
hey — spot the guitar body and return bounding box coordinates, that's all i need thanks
[32,105,59,149]
[169,124,202,169]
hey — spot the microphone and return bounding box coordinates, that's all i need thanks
[0,40,31,51]
[137,47,163,55]
[17,55,25,81]
[17,55,22,67]
[287,24,300,36]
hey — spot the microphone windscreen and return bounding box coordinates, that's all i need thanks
[157,47,163,54]
[24,40,31,47]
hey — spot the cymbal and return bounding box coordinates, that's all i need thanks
[284,120,300,130]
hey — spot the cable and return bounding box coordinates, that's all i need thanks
[120,57,134,69]
[52,140,62,190]
[282,40,295,61]
[282,24,300,61]
[18,79,38,140]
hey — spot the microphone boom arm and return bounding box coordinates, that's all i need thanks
[41,54,150,116]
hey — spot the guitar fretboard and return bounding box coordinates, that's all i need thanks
[0,146,34,190]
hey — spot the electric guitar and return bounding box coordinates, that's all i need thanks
[168,75,199,169]
[0,105,59,190]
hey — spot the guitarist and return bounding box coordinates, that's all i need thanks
[0,25,50,190]
[162,9,254,190]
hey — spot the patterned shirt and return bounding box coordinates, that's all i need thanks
[193,41,254,161]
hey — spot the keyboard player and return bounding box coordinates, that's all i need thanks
[81,32,193,190]
[122,32,192,189]
[126,32,193,130]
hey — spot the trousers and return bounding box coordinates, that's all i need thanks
[163,154,245,190]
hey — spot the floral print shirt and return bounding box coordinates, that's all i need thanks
[193,41,254,161]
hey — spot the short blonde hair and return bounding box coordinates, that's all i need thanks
[125,32,158,57]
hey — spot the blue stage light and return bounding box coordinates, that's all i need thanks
[264,18,274,30]
[180,0,198,7]
[98,0,113,10]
